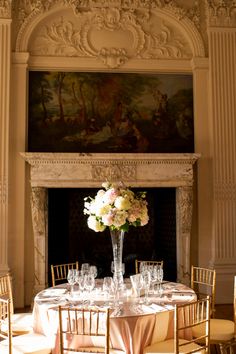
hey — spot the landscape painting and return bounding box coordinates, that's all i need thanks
[28,71,194,153]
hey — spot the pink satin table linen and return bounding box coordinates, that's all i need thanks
[32,281,196,354]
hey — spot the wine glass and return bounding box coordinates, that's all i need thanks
[81,263,90,276]
[84,274,95,305]
[103,276,114,305]
[75,270,85,299]
[139,261,148,273]
[141,269,151,304]
[89,265,98,279]
[156,265,164,295]
[130,273,144,304]
[67,269,76,296]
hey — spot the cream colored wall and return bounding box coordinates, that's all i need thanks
[0,0,235,307]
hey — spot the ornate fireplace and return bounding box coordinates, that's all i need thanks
[21,152,200,295]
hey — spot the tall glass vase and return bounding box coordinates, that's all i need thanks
[110,229,125,290]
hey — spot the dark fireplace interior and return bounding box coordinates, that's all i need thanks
[48,187,176,286]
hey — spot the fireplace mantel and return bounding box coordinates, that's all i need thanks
[21,152,200,294]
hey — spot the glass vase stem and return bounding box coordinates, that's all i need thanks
[110,229,125,290]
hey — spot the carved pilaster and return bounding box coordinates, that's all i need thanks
[176,186,193,285]
[31,187,48,294]
[208,22,236,265]
[0,16,11,275]
[0,0,11,19]
[207,0,236,27]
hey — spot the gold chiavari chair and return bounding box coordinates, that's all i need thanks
[143,296,211,354]
[0,297,52,354]
[51,261,79,286]
[135,259,163,274]
[192,275,236,354]
[0,273,33,335]
[58,306,125,354]
[0,297,12,354]
[191,265,216,317]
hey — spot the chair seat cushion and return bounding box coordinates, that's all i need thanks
[143,338,205,354]
[1,312,33,335]
[0,332,52,354]
[192,319,235,342]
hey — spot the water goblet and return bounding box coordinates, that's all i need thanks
[75,270,85,299]
[139,261,148,273]
[67,269,76,296]
[89,265,98,279]
[141,269,151,304]
[156,265,164,295]
[84,274,95,305]
[103,276,114,305]
[81,263,90,276]
[130,273,144,304]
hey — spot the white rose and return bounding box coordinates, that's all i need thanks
[95,204,111,217]
[114,196,131,210]
[87,216,106,232]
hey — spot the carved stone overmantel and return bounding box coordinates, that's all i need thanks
[21,152,200,294]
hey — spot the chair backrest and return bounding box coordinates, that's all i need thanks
[175,296,210,354]
[0,274,14,314]
[135,259,163,274]
[190,265,216,317]
[0,297,12,354]
[51,261,79,286]
[234,276,236,330]
[58,306,110,354]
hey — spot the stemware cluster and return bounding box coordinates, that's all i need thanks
[66,260,164,311]
[130,263,164,304]
[67,263,98,301]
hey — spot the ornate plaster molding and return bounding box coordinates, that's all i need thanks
[28,10,192,66]
[0,0,11,19]
[13,0,205,65]
[207,0,236,27]
[20,152,200,188]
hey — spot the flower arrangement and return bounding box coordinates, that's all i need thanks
[84,182,149,232]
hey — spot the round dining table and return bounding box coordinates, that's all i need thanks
[32,279,196,354]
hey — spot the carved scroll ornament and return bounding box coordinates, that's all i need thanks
[14,0,204,62]
[29,8,192,65]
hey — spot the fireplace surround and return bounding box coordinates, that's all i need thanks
[21,152,200,295]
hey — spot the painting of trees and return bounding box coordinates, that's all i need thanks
[28,71,194,153]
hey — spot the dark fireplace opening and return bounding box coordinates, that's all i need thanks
[48,187,176,286]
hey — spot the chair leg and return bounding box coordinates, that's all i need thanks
[219,342,235,354]
[211,343,221,354]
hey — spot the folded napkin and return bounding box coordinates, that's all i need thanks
[149,303,167,312]
[40,288,66,297]
[171,293,194,301]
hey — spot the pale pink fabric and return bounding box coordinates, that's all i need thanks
[32,281,196,354]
